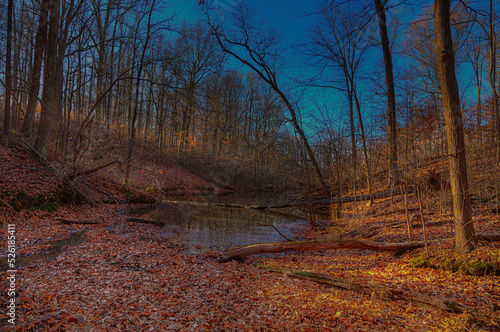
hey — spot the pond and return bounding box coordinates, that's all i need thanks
[132,194,306,254]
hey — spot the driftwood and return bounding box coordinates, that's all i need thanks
[126,217,165,227]
[262,266,500,325]
[219,239,430,263]
[55,217,100,225]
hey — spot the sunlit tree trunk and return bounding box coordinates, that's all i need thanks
[434,0,476,253]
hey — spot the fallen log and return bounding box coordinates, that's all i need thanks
[161,200,250,209]
[261,266,500,325]
[219,239,430,263]
[411,219,452,228]
[477,233,500,241]
[55,217,100,225]
[221,231,500,262]
[126,217,165,227]
[471,192,500,204]
[253,187,414,210]
[67,160,121,180]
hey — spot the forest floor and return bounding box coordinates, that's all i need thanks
[0,139,500,331]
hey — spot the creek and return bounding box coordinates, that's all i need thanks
[133,194,306,254]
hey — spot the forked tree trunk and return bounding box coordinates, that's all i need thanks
[434,0,476,253]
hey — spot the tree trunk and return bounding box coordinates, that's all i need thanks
[434,0,476,253]
[34,0,60,158]
[125,0,156,186]
[374,0,398,187]
[2,0,13,147]
[487,0,499,154]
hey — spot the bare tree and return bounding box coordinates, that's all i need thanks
[125,0,157,186]
[175,22,222,156]
[205,2,330,196]
[434,0,476,253]
[21,0,49,139]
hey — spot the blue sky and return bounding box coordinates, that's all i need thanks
[170,0,321,43]
[166,0,390,137]
[165,0,487,139]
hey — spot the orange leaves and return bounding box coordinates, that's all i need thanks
[6,198,500,331]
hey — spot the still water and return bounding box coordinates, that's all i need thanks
[135,195,305,254]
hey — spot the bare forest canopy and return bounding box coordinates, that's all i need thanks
[0,0,498,196]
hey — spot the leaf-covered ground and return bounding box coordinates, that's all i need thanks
[1,140,499,331]
[0,202,499,331]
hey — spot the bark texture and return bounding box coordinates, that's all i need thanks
[220,239,427,263]
[434,0,475,253]
[374,0,398,186]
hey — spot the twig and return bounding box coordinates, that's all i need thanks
[257,223,292,241]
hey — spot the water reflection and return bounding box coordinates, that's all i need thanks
[137,197,304,254]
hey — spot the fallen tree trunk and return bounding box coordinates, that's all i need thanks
[55,217,100,225]
[220,239,429,263]
[262,266,499,325]
[477,233,500,241]
[221,233,500,262]
[126,217,164,227]
[67,160,120,180]
[161,200,250,209]
[253,187,413,210]
[471,192,500,204]
[161,188,411,211]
